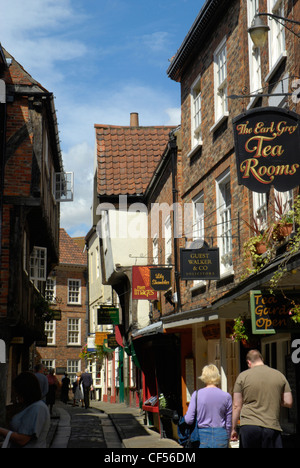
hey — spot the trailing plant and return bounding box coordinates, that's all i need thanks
[79,344,106,362]
[230,316,249,343]
[34,294,54,322]
[269,195,300,294]
[289,303,300,324]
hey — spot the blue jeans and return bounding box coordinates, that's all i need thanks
[198,427,228,448]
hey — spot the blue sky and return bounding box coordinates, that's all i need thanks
[1,0,204,237]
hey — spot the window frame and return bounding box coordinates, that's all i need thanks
[247,0,262,107]
[30,247,47,285]
[190,74,203,154]
[68,279,81,305]
[213,37,228,125]
[164,216,172,265]
[67,318,81,346]
[216,170,233,276]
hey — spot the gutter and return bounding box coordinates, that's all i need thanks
[167,0,227,82]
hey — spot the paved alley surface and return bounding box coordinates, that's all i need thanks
[49,400,181,450]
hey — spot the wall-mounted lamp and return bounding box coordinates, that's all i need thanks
[248,13,300,48]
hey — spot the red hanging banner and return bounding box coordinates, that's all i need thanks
[132,266,157,300]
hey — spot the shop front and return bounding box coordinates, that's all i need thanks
[131,323,182,438]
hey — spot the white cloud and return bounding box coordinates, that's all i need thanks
[0,0,182,238]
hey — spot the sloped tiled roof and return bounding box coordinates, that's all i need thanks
[59,229,87,266]
[95,123,176,196]
[2,45,48,91]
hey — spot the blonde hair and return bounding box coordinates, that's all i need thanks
[199,364,221,386]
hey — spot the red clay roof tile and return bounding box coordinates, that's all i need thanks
[59,229,87,266]
[95,123,176,196]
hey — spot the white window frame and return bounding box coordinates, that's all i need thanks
[30,247,47,284]
[164,216,172,265]
[274,190,293,221]
[152,234,159,265]
[267,0,286,72]
[45,320,56,346]
[45,278,56,303]
[53,171,74,202]
[67,318,81,345]
[193,192,204,243]
[253,192,268,230]
[216,170,233,276]
[68,279,81,305]
[192,192,205,287]
[190,75,202,154]
[213,37,229,127]
[67,360,81,384]
[247,0,262,107]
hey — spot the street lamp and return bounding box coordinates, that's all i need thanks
[248,13,300,47]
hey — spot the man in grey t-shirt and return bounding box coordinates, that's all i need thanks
[231,349,293,448]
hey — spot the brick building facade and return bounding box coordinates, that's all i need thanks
[0,45,64,425]
[132,0,300,441]
[36,229,87,390]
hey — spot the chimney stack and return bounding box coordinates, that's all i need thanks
[130,112,139,127]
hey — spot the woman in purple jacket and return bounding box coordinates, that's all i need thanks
[184,364,232,448]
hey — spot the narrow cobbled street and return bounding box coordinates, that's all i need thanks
[48,400,181,450]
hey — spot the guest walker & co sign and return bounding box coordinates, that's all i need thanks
[233,107,300,193]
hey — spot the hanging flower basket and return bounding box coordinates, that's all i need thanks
[254,241,267,255]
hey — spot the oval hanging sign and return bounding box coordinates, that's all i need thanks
[233,107,300,193]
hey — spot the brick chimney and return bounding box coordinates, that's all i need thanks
[130,112,139,127]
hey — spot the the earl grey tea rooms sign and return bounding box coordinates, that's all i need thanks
[233,107,300,193]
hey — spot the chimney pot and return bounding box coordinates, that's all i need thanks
[130,112,139,127]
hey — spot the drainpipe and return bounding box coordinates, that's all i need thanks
[168,132,182,313]
[0,80,6,275]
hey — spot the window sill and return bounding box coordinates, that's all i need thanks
[265,51,287,83]
[210,112,229,133]
[187,142,203,158]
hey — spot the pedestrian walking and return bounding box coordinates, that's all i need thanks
[184,364,232,448]
[46,368,59,416]
[34,363,49,402]
[231,349,293,448]
[73,372,84,407]
[80,368,93,409]
[61,372,70,404]
[0,372,50,448]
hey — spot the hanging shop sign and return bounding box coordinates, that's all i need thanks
[150,267,171,291]
[180,244,220,281]
[233,107,300,193]
[95,332,108,346]
[132,266,157,300]
[250,290,300,334]
[107,334,118,349]
[97,305,120,325]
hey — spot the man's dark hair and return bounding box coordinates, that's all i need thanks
[13,371,42,406]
